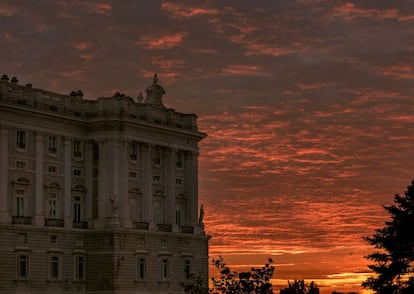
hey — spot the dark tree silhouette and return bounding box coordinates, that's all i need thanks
[280,279,319,294]
[210,256,274,294]
[362,180,414,294]
[182,272,209,294]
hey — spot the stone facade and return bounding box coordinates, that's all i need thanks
[0,74,209,294]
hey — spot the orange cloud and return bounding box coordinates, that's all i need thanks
[72,41,94,51]
[222,64,270,76]
[161,1,220,19]
[332,2,399,21]
[377,63,414,79]
[137,32,186,50]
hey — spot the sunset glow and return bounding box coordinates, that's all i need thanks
[2,1,414,293]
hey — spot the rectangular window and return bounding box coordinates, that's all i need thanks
[152,147,161,165]
[153,175,162,184]
[48,136,58,154]
[74,255,86,281]
[48,165,58,174]
[73,168,83,177]
[73,140,83,158]
[73,196,82,223]
[136,256,146,281]
[16,195,25,217]
[160,258,169,280]
[176,151,183,168]
[176,178,183,185]
[17,254,29,280]
[48,197,57,218]
[15,160,27,169]
[16,130,26,149]
[49,255,60,280]
[183,259,191,281]
[130,143,138,161]
[129,171,137,180]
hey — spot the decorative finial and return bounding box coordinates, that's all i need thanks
[153,73,158,84]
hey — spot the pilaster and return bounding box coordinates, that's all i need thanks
[33,133,44,225]
[141,143,153,227]
[119,140,130,228]
[97,140,107,228]
[186,151,199,226]
[85,141,93,225]
[0,127,9,223]
[165,147,176,230]
[63,138,72,228]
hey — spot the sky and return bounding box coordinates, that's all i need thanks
[2,0,414,293]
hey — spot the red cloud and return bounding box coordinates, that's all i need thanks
[332,2,399,21]
[137,32,186,50]
[222,64,270,76]
[161,2,220,19]
[72,41,94,51]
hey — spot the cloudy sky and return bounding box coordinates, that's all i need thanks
[2,1,414,293]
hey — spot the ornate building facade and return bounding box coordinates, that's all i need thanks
[0,74,209,294]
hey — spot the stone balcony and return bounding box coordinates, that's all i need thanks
[12,216,33,225]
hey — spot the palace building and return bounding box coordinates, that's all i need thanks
[0,74,209,294]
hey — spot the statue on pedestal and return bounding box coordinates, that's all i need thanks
[110,194,119,217]
[198,204,204,224]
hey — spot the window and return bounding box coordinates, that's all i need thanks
[73,168,83,177]
[160,258,170,280]
[49,255,61,280]
[152,147,161,165]
[50,236,57,243]
[73,140,83,158]
[176,210,182,227]
[48,136,58,154]
[48,191,58,218]
[48,165,58,174]
[176,151,184,169]
[176,178,183,185]
[136,256,146,281]
[16,130,26,149]
[15,160,26,169]
[130,143,138,161]
[73,196,83,223]
[161,239,168,248]
[183,259,192,281]
[15,189,25,217]
[16,254,29,280]
[74,255,86,281]
[129,171,137,180]
[153,175,162,184]
[137,237,145,247]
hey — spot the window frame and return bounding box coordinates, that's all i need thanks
[74,255,86,281]
[48,255,62,281]
[73,140,83,159]
[48,136,58,155]
[160,258,170,281]
[16,254,29,280]
[136,256,147,281]
[16,130,27,150]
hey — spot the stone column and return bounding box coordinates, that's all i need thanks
[84,141,93,224]
[118,140,130,228]
[97,140,107,228]
[165,147,176,229]
[63,138,72,228]
[33,133,44,225]
[141,143,153,227]
[186,151,199,226]
[0,128,9,223]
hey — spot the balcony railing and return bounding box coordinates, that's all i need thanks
[45,218,64,227]
[134,221,149,230]
[180,226,194,234]
[157,224,172,232]
[73,221,88,229]
[12,216,32,225]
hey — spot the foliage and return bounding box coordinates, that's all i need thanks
[362,179,414,294]
[210,256,275,294]
[183,272,209,294]
[280,279,319,294]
